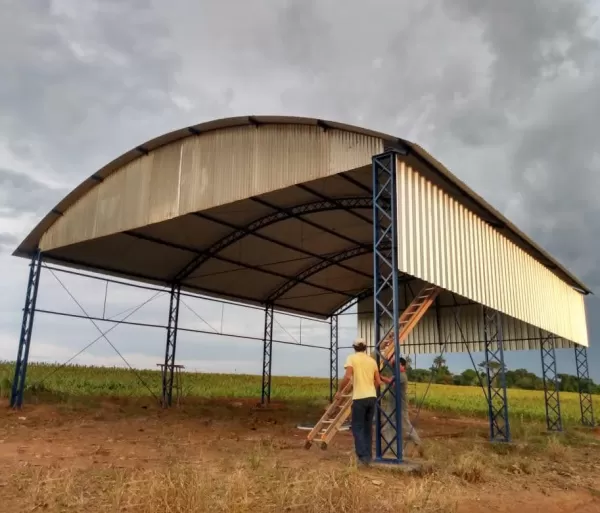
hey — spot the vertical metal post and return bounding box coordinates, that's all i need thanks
[261,304,274,404]
[574,344,595,427]
[329,314,339,401]
[10,250,42,408]
[161,284,181,408]
[482,306,511,442]
[540,331,562,431]
[372,150,403,464]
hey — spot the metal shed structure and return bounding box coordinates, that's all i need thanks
[9,115,595,464]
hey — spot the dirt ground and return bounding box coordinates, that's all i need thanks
[1,397,599,512]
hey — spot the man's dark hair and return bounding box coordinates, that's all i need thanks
[399,357,407,366]
[352,340,367,352]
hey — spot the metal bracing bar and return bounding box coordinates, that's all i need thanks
[261,304,274,404]
[574,344,595,427]
[10,250,42,408]
[372,150,404,463]
[295,183,373,226]
[482,306,511,442]
[329,315,339,402]
[126,231,351,300]
[265,245,375,302]
[191,210,374,281]
[250,197,365,248]
[161,284,181,408]
[177,197,375,281]
[540,331,562,431]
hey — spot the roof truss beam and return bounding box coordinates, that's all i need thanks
[124,231,354,300]
[174,197,378,282]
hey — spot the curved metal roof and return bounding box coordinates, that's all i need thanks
[14,115,591,295]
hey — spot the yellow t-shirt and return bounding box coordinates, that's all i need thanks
[344,352,378,400]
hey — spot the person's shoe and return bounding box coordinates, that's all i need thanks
[357,458,371,467]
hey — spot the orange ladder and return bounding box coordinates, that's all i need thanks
[304,284,440,450]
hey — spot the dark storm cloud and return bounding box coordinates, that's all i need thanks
[443,0,600,290]
[0,0,185,183]
[0,168,68,217]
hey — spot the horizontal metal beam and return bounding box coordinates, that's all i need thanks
[182,196,376,282]
[124,231,353,300]
[265,245,376,302]
[35,308,328,350]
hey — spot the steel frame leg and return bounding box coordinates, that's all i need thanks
[10,251,43,408]
[261,304,274,404]
[574,345,595,427]
[540,332,562,431]
[161,284,181,408]
[329,315,339,401]
[483,306,511,442]
[372,150,404,463]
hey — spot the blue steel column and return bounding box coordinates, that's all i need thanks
[540,331,562,431]
[482,306,511,442]
[161,284,181,408]
[10,250,43,408]
[372,150,403,463]
[261,304,274,404]
[574,345,595,426]
[329,314,339,401]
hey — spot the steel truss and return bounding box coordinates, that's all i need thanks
[9,259,331,408]
[482,306,511,443]
[161,284,181,408]
[174,196,374,282]
[574,345,595,427]
[372,149,405,464]
[540,332,562,431]
[10,250,42,408]
[261,304,274,404]
[329,315,339,402]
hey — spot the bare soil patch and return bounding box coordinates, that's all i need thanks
[1,398,599,512]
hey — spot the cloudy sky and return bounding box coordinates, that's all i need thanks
[1,0,600,387]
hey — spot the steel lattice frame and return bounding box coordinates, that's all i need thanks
[482,306,511,442]
[161,284,181,408]
[540,331,562,431]
[261,304,274,404]
[173,197,374,282]
[372,150,405,464]
[329,315,339,401]
[574,345,595,427]
[10,250,42,408]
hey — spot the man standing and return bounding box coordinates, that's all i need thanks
[336,337,392,466]
[381,356,423,457]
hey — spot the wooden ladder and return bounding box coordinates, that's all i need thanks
[304,284,441,450]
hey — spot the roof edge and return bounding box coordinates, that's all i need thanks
[12,114,592,295]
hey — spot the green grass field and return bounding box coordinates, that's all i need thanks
[1,361,598,425]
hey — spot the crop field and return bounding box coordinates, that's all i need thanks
[1,361,598,425]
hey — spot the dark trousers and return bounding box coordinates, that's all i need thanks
[351,396,376,463]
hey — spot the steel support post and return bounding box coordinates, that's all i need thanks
[261,304,274,404]
[10,251,42,408]
[540,332,562,431]
[372,150,404,463]
[574,345,595,427]
[482,306,511,442]
[161,284,181,408]
[329,315,339,401]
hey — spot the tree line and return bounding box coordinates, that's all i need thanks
[404,355,599,394]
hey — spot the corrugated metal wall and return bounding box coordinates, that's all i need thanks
[40,125,382,251]
[356,284,574,354]
[395,158,588,347]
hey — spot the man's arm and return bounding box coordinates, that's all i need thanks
[376,369,393,387]
[335,366,353,399]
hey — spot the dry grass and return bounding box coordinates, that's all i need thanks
[11,464,461,513]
